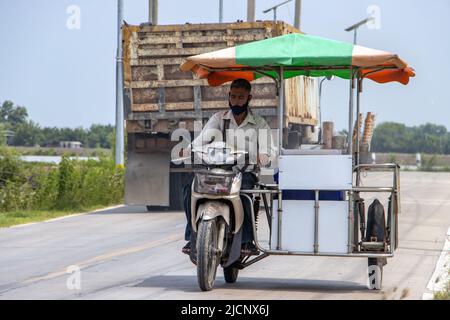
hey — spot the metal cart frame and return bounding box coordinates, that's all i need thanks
[193,64,402,268]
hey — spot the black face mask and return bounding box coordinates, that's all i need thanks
[229,99,250,116]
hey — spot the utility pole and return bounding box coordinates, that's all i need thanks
[247,0,256,22]
[149,0,158,25]
[294,0,301,30]
[115,0,124,167]
[219,0,223,23]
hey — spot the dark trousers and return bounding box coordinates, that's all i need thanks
[183,172,257,243]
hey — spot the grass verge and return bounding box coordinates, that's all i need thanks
[0,204,121,228]
[434,270,450,300]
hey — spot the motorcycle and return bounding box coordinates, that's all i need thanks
[176,141,259,291]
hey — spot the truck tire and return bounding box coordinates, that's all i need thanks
[146,205,169,212]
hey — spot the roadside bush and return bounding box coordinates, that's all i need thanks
[388,154,397,164]
[0,147,26,187]
[0,150,124,213]
[53,156,124,210]
[420,154,438,171]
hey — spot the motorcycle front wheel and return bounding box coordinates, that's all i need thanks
[196,218,222,291]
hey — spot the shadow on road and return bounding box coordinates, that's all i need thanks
[89,205,183,215]
[134,275,371,294]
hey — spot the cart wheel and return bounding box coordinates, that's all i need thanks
[223,265,239,284]
[368,258,384,290]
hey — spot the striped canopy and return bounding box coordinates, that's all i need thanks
[181,33,415,86]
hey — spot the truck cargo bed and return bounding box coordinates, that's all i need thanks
[123,21,319,132]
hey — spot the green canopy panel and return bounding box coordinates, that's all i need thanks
[180,33,415,86]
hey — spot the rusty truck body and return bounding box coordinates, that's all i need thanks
[122,21,320,210]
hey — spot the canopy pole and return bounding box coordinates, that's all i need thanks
[276,66,285,252]
[356,74,363,187]
[356,71,361,166]
[347,67,356,255]
[348,68,355,159]
[278,66,285,155]
[356,71,363,165]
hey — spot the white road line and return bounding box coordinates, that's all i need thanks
[423,226,450,299]
[22,233,183,285]
[7,204,125,229]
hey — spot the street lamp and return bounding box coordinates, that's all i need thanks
[318,75,334,144]
[345,16,374,164]
[263,0,293,23]
[345,17,374,44]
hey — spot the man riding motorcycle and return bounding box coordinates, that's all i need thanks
[181,78,276,255]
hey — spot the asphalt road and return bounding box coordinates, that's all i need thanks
[0,172,449,300]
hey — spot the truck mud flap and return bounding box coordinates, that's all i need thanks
[125,149,170,206]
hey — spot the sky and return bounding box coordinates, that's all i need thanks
[0,0,449,131]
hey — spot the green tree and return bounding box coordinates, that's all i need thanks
[0,101,28,126]
[372,122,450,154]
[0,123,7,146]
[12,121,44,146]
[40,127,61,147]
[86,124,114,148]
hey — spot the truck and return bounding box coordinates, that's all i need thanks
[122,20,320,210]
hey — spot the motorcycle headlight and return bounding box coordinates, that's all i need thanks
[194,171,236,195]
[206,147,231,164]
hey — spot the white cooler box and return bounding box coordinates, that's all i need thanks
[269,155,352,254]
[271,199,349,254]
